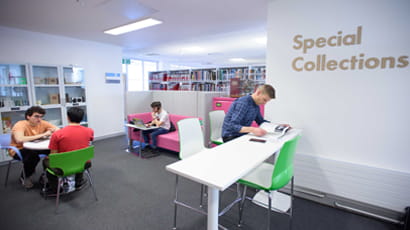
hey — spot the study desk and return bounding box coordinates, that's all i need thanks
[125,123,158,158]
[165,129,301,230]
[23,139,50,150]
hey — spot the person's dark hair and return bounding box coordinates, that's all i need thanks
[150,101,162,109]
[25,106,46,120]
[67,107,84,123]
[259,84,275,99]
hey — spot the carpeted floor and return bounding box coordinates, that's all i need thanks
[0,135,402,230]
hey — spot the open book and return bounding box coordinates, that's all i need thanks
[260,122,291,139]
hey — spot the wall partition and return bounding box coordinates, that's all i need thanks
[266,0,410,222]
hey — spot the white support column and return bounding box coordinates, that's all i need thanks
[207,186,219,230]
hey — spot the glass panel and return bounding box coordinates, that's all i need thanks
[1,110,25,133]
[128,60,142,91]
[32,65,59,85]
[143,61,157,91]
[64,86,86,103]
[43,108,62,127]
[0,64,27,85]
[63,67,84,84]
[0,86,30,107]
[34,86,60,105]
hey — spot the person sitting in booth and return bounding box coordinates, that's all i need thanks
[142,101,170,155]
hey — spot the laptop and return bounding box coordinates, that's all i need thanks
[130,118,158,130]
[132,118,149,129]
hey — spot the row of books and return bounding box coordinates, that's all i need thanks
[149,82,229,91]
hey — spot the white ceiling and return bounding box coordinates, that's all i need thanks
[0,0,268,67]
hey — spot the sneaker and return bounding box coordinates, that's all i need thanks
[20,176,34,189]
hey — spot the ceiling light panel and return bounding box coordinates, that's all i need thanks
[104,18,162,35]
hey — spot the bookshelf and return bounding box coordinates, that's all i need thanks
[148,65,265,96]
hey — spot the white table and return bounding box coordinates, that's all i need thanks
[23,139,50,150]
[166,129,301,230]
[125,123,158,158]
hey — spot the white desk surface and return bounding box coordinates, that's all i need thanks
[166,128,301,191]
[125,123,158,131]
[23,139,50,150]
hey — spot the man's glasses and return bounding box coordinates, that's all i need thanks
[33,115,44,119]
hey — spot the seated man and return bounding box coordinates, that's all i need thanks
[142,101,170,155]
[222,84,275,143]
[10,106,58,188]
[43,107,94,194]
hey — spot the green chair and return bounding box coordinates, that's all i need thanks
[237,136,300,230]
[209,110,225,146]
[45,146,98,212]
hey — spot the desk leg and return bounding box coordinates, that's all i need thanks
[207,187,219,230]
[139,130,144,158]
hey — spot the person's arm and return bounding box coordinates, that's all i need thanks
[227,103,267,137]
[153,112,167,127]
[239,126,267,137]
[13,129,52,143]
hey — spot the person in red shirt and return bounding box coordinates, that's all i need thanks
[43,107,93,194]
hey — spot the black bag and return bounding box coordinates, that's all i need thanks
[169,121,176,132]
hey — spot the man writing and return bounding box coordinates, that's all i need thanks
[222,84,277,143]
[10,106,58,188]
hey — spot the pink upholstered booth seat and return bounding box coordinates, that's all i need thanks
[127,112,202,153]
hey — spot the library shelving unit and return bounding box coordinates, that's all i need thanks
[148,65,266,96]
[0,63,89,135]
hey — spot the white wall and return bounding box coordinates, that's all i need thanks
[0,26,124,139]
[266,0,409,211]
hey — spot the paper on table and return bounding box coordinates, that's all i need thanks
[260,122,290,140]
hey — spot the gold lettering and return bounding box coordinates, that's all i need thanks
[316,37,326,48]
[305,61,315,71]
[327,60,338,71]
[328,36,337,47]
[339,59,349,70]
[337,31,342,46]
[303,38,315,53]
[365,57,380,69]
[293,35,303,50]
[358,53,365,69]
[356,26,362,44]
[292,57,304,71]
[397,56,409,68]
[343,34,356,45]
[381,57,395,68]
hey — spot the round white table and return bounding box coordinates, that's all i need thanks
[23,139,50,150]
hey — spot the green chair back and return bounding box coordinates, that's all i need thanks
[47,146,94,177]
[269,136,300,190]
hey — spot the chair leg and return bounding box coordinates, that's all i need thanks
[267,191,272,230]
[173,175,179,230]
[85,169,98,201]
[200,184,204,208]
[4,161,11,187]
[55,177,62,213]
[238,185,247,227]
[289,177,294,230]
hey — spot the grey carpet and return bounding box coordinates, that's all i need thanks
[0,135,402,230]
